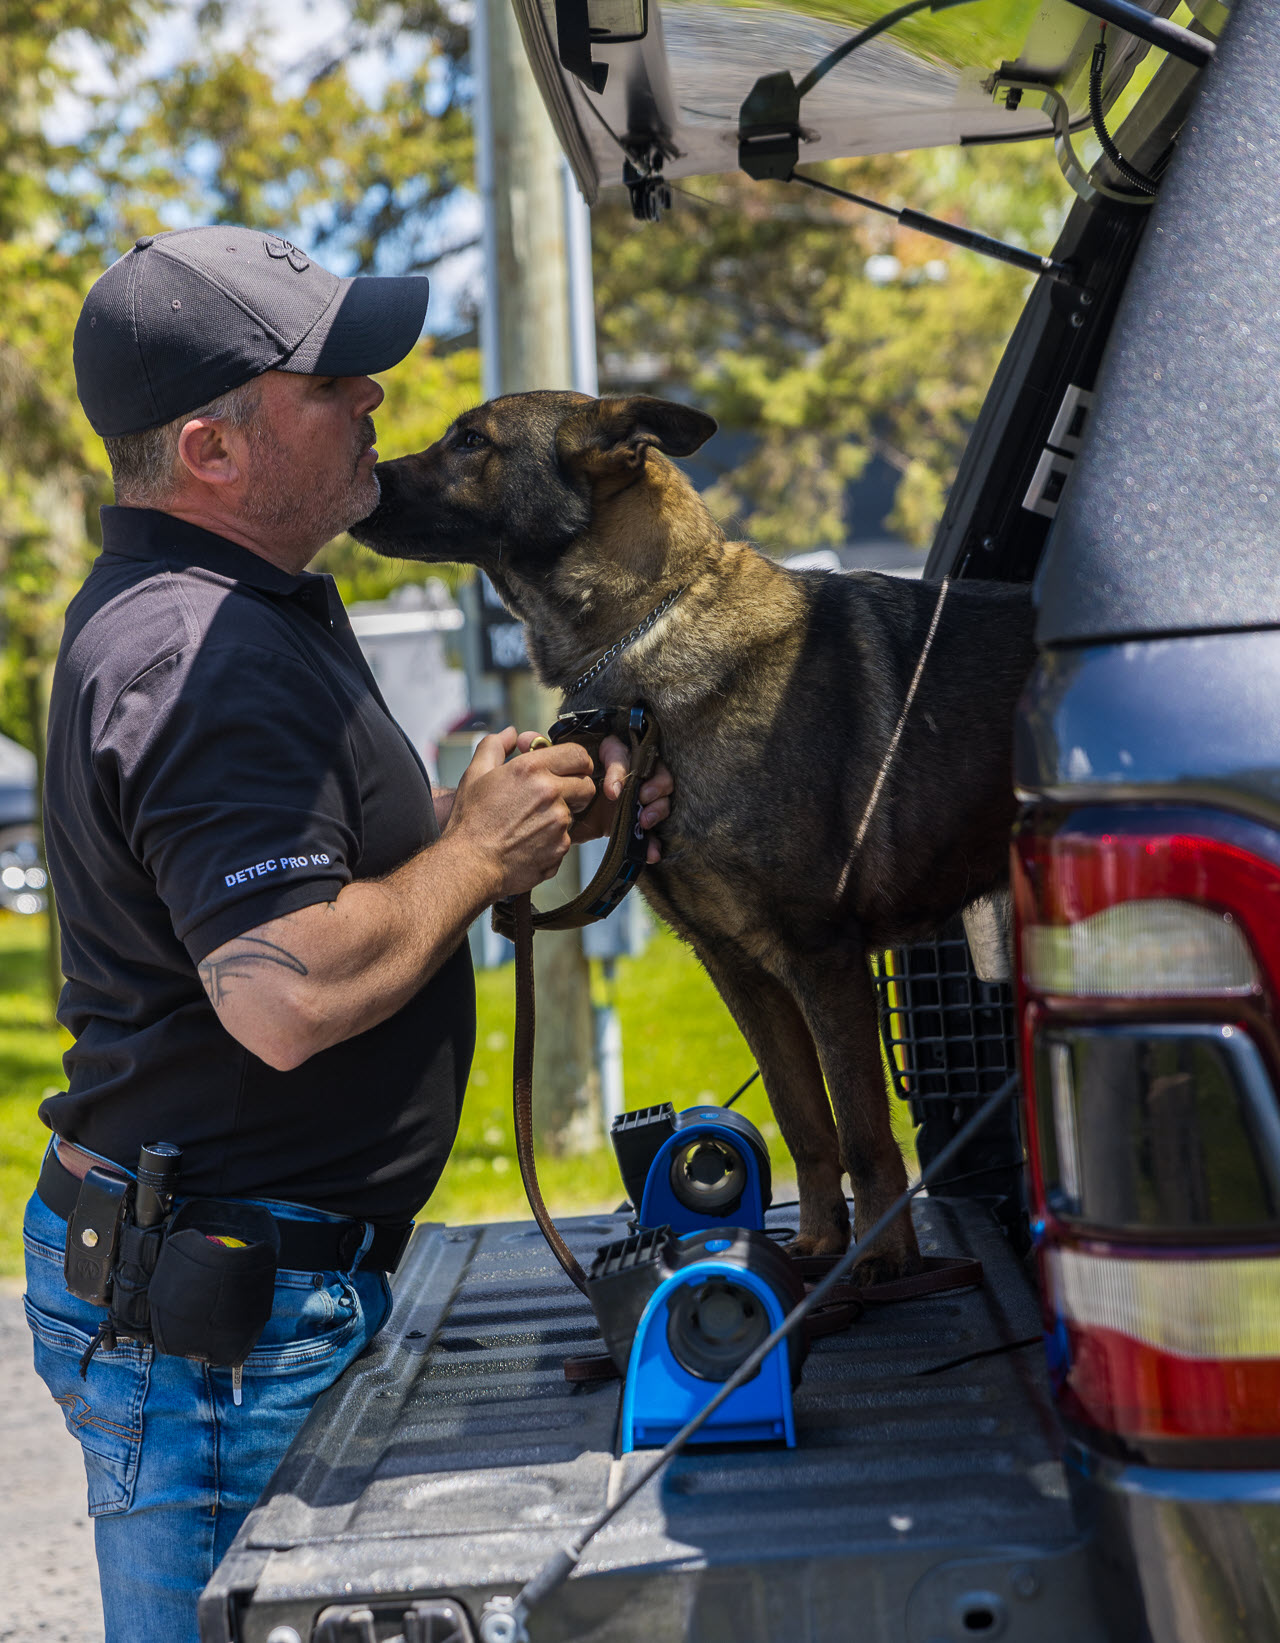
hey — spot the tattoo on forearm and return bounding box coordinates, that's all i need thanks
[198,936,309,1008]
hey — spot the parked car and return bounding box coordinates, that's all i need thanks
[203,0,1269,1638]
[0,731,47,915]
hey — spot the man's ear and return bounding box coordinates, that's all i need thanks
[175,415,242,489]
[557,395,717,477]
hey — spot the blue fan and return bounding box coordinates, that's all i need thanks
[610,1103,772,1235]
[585,1227,805,1450]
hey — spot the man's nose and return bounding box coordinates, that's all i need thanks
[348,375,384,417]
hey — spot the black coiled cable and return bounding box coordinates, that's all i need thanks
[1090,35,1159,196]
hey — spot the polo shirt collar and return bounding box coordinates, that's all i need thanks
[99,505,320,598]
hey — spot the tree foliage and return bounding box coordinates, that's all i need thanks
[0,0,479,1007]
[591,141,1072,551]
[80,1,472,272]
[0,0,481,737]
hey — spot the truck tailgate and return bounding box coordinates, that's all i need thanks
[201,1198,1107,1643]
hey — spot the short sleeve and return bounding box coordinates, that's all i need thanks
[96,641,362,962]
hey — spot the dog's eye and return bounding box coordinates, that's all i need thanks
[458,429,488,451]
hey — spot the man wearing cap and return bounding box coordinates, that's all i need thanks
[24,227,672,1643]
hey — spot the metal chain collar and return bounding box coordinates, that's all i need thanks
[565,585,685,697]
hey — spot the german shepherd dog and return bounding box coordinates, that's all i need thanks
[354,393,1036,1281]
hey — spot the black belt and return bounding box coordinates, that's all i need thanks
[37,1147,414,1275]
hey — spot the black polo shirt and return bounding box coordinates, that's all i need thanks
[40,506,476,1223]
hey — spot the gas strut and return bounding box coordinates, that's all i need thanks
[477,1070,1021,1643]
[789,169,1074,281]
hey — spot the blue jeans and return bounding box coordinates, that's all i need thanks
[23,1175,392,1643]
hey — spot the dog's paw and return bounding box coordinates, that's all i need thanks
[789,1226,851,1260]
[848,1247,925,1289]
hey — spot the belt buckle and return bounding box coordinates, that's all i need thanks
[337,1222,365,1272]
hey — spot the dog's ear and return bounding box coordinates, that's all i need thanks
[557,395,717,477]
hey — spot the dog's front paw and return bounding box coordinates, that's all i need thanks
[790,1194,851,1260]
[848,1239,924,1289]
[789,1171,851,1261]
[790,1227,850,1260]
[847,1215,920,1288]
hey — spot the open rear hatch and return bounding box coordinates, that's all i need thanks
[513,0,1210,202]
[199,6,1247,1640]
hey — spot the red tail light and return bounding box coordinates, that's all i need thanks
[1013,806,1280,1459]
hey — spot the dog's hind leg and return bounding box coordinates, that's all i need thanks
[694,944,851,1259]
[778,948,922,1284]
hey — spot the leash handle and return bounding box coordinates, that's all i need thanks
[491,708,659,941]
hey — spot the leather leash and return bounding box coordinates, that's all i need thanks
[496,707,662,1294]
[790,1251,983,1300]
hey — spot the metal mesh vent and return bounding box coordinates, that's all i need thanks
[873,917,1017,1112]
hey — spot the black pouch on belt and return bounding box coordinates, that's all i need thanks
[146,1199,280,1366]
[110,1220,165,1339]
[64,1167,130,1307]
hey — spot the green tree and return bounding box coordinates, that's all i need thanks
[0,0,480,1012]
[0,0,157,1006]
[591,141,1072,551]
[72,0,484,597]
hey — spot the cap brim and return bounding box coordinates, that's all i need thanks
[281,274,429,376]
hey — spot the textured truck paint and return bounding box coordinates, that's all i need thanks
[1034,0,1280,642]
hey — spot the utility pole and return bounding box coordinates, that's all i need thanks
[475,0,602,1154]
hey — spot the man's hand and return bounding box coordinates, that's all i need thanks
[443,727,597,897]
[433,731,672,860]
[567,732,674,864]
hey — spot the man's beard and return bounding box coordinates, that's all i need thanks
[239,417,380,550]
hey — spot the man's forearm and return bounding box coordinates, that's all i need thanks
[198,829,500,1070]
[195,729,640,1069]
[433,786,456,830]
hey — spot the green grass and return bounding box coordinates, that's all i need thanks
[425,927,792,1226]
[0,917,919,1274]
[0,914,72,1276]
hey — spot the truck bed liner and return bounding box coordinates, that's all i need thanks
[201,1198,1107,1643]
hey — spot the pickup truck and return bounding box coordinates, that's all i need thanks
[202,0,1280,1637]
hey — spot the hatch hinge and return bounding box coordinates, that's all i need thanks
[991,76,1155,209]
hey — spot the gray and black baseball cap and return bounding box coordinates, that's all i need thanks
[74,225,430,437]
